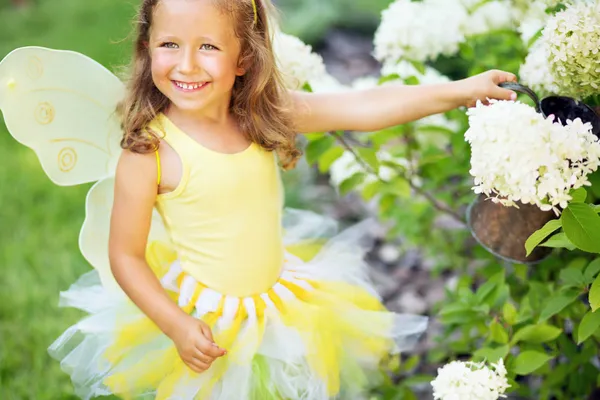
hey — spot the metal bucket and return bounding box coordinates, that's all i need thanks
[466,84,600,264]
[467,195,556,264]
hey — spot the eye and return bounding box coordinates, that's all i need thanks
[200,44,218,51]
[160,42,178,49]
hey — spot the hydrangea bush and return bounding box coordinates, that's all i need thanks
[286,0,600,398]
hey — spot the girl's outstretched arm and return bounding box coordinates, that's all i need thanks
[109,150,225,373]
[290,69,518,134]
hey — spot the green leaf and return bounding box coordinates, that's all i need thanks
[570,187,588,203]
[317,146,344,173]
[339,173,366,196]
[404,75,420,86]
[584,259,600,284]
[512,324,562,344]
[577,310,600,344]
[539,293,580,322]
[403,355,420,372]
[561,203,600,253]
[361,181,382,202]
[527,27,544,48]
[590,275,600,312]
[525,219,562,256]
[503,302,517,325]
[356,147,379,173]
[540,232,576,251]
[378,73,401,85]
[402,374,435,386]
[379,193,396,214]
[305,135,335,165]
[385,177,411,198]
[513,351,553,375]
[473,345,509,363]
[490,320,509,344]
[408,59,426,75]
[559,268,586,287]
[475,279,498,304]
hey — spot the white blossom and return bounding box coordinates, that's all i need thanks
[273,32,327,90]
[308,74,348,93]
[515,1,553,44]
[382,61,460,143]
[519,41,559,96]
[374,0,467,64]
[329,151,413,190]
[465,100,600,213]
[431,358,510,400]
[542,1,600,99]
[463,1,515,36]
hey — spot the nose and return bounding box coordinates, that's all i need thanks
[178,47,199,75]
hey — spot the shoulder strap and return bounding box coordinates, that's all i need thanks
[155,150,161,186]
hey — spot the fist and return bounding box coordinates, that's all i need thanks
[171,315,226,374]
[460,69,518,108]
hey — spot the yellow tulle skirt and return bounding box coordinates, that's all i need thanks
[49,211,428,400]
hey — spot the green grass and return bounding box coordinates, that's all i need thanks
[0,1,322,398]
[0,1,138,398]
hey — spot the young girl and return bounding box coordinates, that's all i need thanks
[16,0,517,398]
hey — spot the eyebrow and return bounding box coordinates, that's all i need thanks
[153,35,225,46]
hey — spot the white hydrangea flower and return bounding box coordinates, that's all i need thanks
[465,100,600,213]
[308,74,349,94]
[543,1,600,98]
[519,41,559,96]
[381,60,451,85]
[431,358,510,400]
[463,1,515,36]
[351,76,380,90]
[329,151,413,190]
[515,1,553,44]
[374,0,467,64]
[382,61,460,142]
[273,32,327,90]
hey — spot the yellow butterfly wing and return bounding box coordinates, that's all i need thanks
[1,47,173,291]
[0,46,123,185]
[80,177,172,292]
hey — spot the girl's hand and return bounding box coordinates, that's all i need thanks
[459,69,518,108]
[171,315,227,374]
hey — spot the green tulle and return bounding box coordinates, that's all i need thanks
[249,355,283,400]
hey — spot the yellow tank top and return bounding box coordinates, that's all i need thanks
[151,114,285,297]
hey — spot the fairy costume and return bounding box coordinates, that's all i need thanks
[0,47,428,399]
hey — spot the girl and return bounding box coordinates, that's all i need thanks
[45,0,518,398]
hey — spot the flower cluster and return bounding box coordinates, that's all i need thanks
[514,0,558,44]
[519,41,559,96]
[463,1,514,36]
[465,100,600,213]
[543,1,600,99]
[373,0,467,64]
[329,151,413,190]
[273,32,327,90]
[431,359,510,400]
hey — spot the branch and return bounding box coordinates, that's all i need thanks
[330,131,466,224]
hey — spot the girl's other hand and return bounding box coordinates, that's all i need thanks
[171,315,227,374]
[459,69,518,108]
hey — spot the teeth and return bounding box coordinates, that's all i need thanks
[176,81,203,90]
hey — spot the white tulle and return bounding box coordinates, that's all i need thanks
[49,209,428,400]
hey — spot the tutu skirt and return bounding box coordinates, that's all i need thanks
[49,210,428,399]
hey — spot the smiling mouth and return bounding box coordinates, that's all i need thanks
[172,80,209,92]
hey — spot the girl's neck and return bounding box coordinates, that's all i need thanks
[166,104,235,130]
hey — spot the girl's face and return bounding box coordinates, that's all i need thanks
[149,0,246,115]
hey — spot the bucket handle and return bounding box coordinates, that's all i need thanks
[499,82,541,113]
